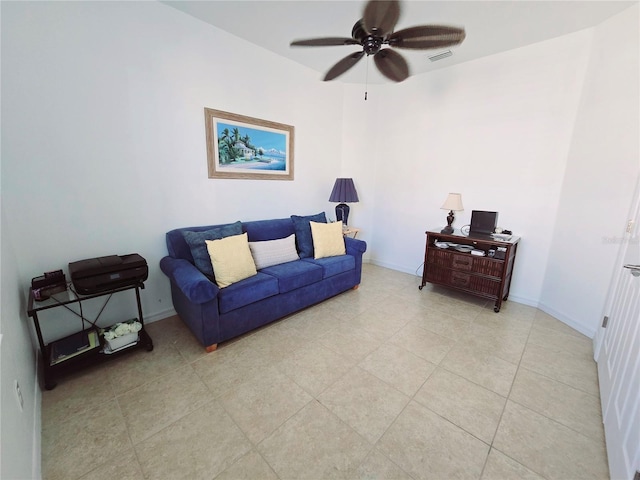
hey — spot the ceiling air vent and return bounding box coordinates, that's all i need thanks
[428,50,453,62]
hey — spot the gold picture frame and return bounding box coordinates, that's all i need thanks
[205,108,294,180]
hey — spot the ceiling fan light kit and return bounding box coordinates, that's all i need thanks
[290,0,465,83]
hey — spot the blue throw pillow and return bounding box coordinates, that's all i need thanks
[182,221,243,278]
[291,212,327,258]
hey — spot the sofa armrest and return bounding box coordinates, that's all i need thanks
[159,256,219,304]
[345,237,367,256]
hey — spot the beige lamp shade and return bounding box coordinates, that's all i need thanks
[441,193,464,212]
[440,193,463,234]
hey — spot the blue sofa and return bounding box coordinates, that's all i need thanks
[160,216,367,351]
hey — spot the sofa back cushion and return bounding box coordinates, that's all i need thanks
[291,212,327,258]
[242,218,295,242]
[166,221,240,262]
[180,222,243,278]
[166,218,295,264]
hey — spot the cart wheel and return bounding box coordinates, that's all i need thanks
[45,381,57,391]
[418,285,424,290]
[146,343,154,352]
[494,306,500,313]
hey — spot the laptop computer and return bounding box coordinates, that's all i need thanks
[469,210,498,237]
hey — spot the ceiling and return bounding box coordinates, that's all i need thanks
[163,0,636,84]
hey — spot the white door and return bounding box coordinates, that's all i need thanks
[595,175,640,480]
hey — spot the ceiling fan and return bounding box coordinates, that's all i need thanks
[290,0,466,82]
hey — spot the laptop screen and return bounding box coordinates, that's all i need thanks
[470,211,498,235]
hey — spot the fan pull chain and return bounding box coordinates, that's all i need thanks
[364,56,369,100]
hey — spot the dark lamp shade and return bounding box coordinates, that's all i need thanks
[329,178,359,203]
[329,178,359,226]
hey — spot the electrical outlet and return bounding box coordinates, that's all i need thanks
[627,220,635,233]
[14,380,24,412]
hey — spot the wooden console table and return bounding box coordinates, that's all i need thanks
[419,229,520,312]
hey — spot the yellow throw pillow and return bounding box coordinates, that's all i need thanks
[310,221,346,259]
[206,233,257,288]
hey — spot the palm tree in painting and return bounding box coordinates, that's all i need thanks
[218,128,233,164]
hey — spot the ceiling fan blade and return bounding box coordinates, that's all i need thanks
[374,49,409,82]
[291,37,361,47]
[388,25,466,50]
[324,51,365,81]
[362,0,400,38]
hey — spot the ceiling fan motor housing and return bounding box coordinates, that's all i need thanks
[352,20,383,55]
[364,38,383,55]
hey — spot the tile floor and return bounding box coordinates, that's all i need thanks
[41,264,609,480]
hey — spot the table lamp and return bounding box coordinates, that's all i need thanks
[329,178,359,226]
[440,193,463,234]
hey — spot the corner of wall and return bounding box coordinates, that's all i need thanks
[539,5,640,336]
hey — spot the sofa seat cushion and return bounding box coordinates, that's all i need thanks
[302,254,355,279]
[218,272,279,314]
[260,260,323,293]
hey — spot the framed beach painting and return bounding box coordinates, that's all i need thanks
[205,108,294,180]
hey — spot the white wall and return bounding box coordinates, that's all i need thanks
[336,82,386,258]
[540,4,640,336]
[0,208,41,480]
[1,1,344,477]
[343,4,638,337]
[1,3,41,477]
[344,29,594,303]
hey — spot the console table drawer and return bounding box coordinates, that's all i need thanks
[425,264,449,284]
[427,248,452,267]
[451,271,471,287]
[473,257,504,277]
[452,254,473,271]
[469,276,501,297]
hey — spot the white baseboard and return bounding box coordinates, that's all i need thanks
[535,301,596,338]
[145,308,177,324]
[367,259,423,278]
[505,294,539,308]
